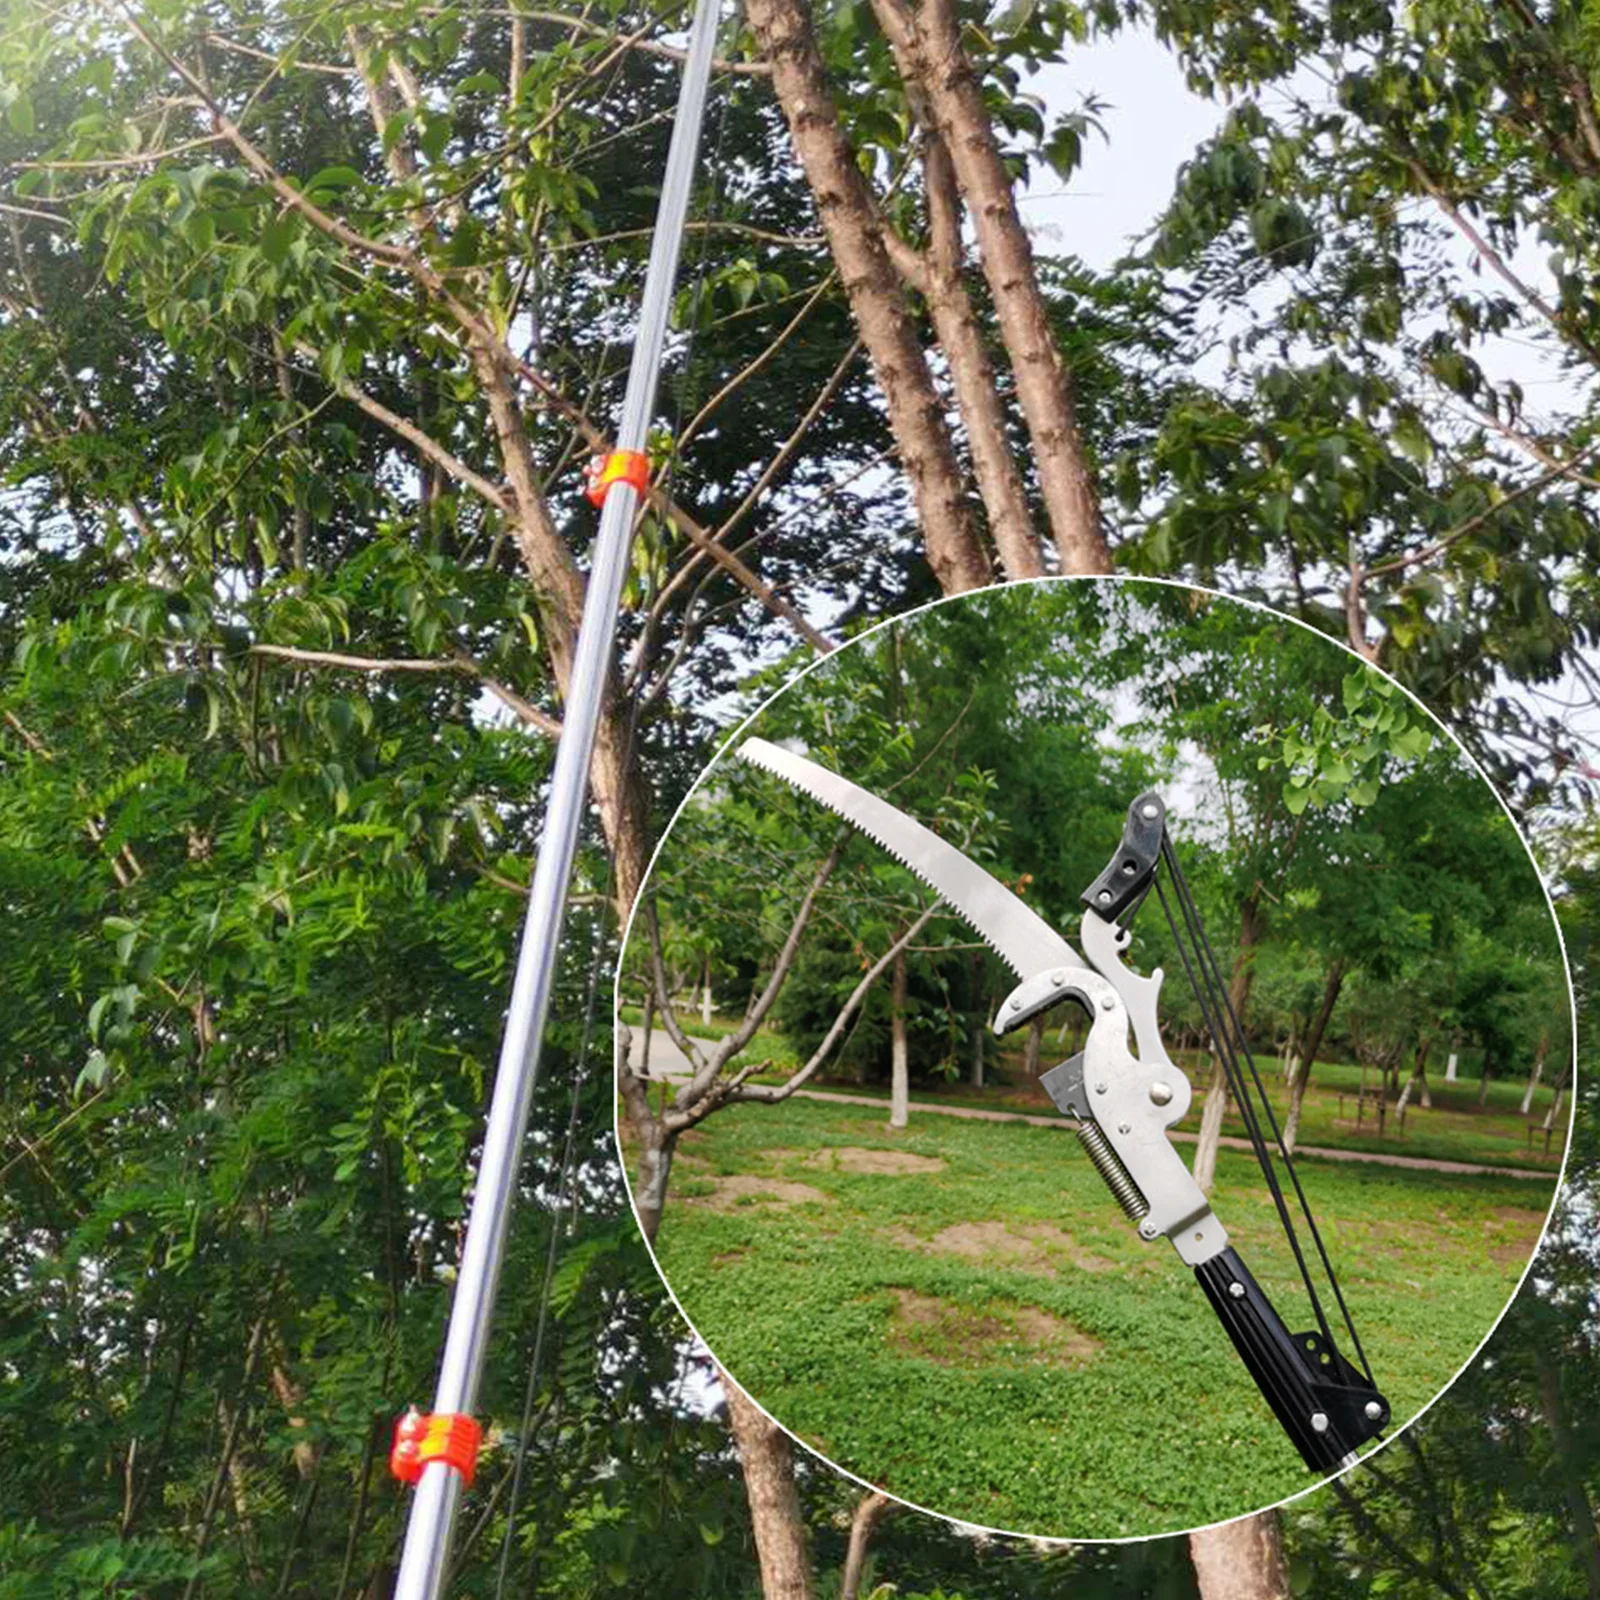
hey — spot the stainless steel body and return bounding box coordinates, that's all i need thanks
[393,6,725,1593]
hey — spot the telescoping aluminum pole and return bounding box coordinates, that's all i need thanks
[391,3,724,1593]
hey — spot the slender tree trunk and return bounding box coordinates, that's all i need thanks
[1477,1048,1493,1107]
[745,0,992,594]
[871,0,1110,575]
[701,951,713,1027]
[1192,1055,1227,1195]
[1535,1340,1600,1600]
[1395,1034,1432,1118]
[1283,958,1345,1155]
[890,943,910,1129]
[1023,1014,1044,1078]
[1520,1031,1549,1115]
[886,134,1044,579]
[969,1017,984,1087]
[840,1491,894,1600]
[631,1118,677,1248]
[1543,1079,1567,1133]
[1190,1513,1291,1600]
[1194,896,1260,1193]
[724,1378,815,1600]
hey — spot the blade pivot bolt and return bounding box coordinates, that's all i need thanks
[1364,1401,1383,1421]
[1149,1082,1173,1105]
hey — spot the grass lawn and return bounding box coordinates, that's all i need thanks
[617,1008,1569,1172]
[640,1092,1556,1540]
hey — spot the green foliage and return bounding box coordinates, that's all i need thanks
[1258,671,1433,813]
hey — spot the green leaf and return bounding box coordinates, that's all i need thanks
[7,94,35,136]
[75,1050,110,1094]
[260,214,296,264]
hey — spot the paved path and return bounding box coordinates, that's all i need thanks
[623,1030,1557,1182]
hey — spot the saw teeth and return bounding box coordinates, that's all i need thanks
[737,738,1026,979]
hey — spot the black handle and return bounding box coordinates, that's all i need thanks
[1194,1247,1389,1473]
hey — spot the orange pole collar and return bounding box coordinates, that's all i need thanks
[583,449,651,508]
[390,1409,484,1488]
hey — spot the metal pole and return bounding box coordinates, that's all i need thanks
[393,3,724,1592]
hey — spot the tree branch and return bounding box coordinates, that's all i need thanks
[248,644,561,735]
[725,897,943,1107]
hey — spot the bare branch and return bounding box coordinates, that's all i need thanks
[726,897,944,1106]
[248,644,561,735]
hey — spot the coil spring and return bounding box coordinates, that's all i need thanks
[1076,1121,1149,1221]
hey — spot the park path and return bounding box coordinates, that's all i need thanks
[626,1029,1557,1184]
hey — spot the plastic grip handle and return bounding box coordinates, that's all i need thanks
[1194,1246,1389,1474]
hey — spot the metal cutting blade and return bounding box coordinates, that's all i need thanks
[738,737,1089,984]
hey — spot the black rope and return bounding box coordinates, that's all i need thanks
[1154,833,1374,1382]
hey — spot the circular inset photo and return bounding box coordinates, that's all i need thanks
[614,578,1572,1540]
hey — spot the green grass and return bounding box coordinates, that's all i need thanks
[644,1093,1556,1539]
[618,1009,1566,1172]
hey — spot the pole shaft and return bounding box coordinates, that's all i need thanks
[393,4,724,1593]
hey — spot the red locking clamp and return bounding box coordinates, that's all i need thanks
[583,448,651,508]
[389,1408,484,1488]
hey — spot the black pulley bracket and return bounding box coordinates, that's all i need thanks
[1081,791,1166,921]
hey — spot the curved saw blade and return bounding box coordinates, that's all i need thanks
[738,738,1087,983]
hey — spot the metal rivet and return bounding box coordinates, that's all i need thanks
[1094,1081,1108,1095]
[1141,803,1159,820]
[1311,1413,1330,1434]
[1121,861,1136,876]
[1097,890,1112,903]
[1100,994,1115,1011]
[1050,972,1064,988]
[1228,1281,1246,1299]
[1149,1082,1173,1106]
[1364,1401,1383,1422]
[1139,1221,1157,1239]
[1009,996,1022,1010]
[1117,1122,1131,1135]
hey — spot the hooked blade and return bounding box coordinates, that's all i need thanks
[738,737,1088,984]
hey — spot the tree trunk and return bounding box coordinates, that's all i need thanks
[1283,957,1345,1155]
[632,1119,677,1248]
[1477,1048,1493,1107]
[890,134,1044,580]
[701,951,713,1028]
[1520,1030,1549,1115]
[1194,895,1260,1193]
[1543,1079,1567,1133]
[1535,1339,1600,1600]
[745,0,992,595]
[1190,1513,1291,1600]
[890,943,909,1129]
[840,1491,894,1600]
[969,1016,984,1087]
[724,1378,815,1600]
[1023,1015,1044,1078]
[872,0,1110,575]
[1395,1034,1432,1118]
[1192,1054,1227,1195]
